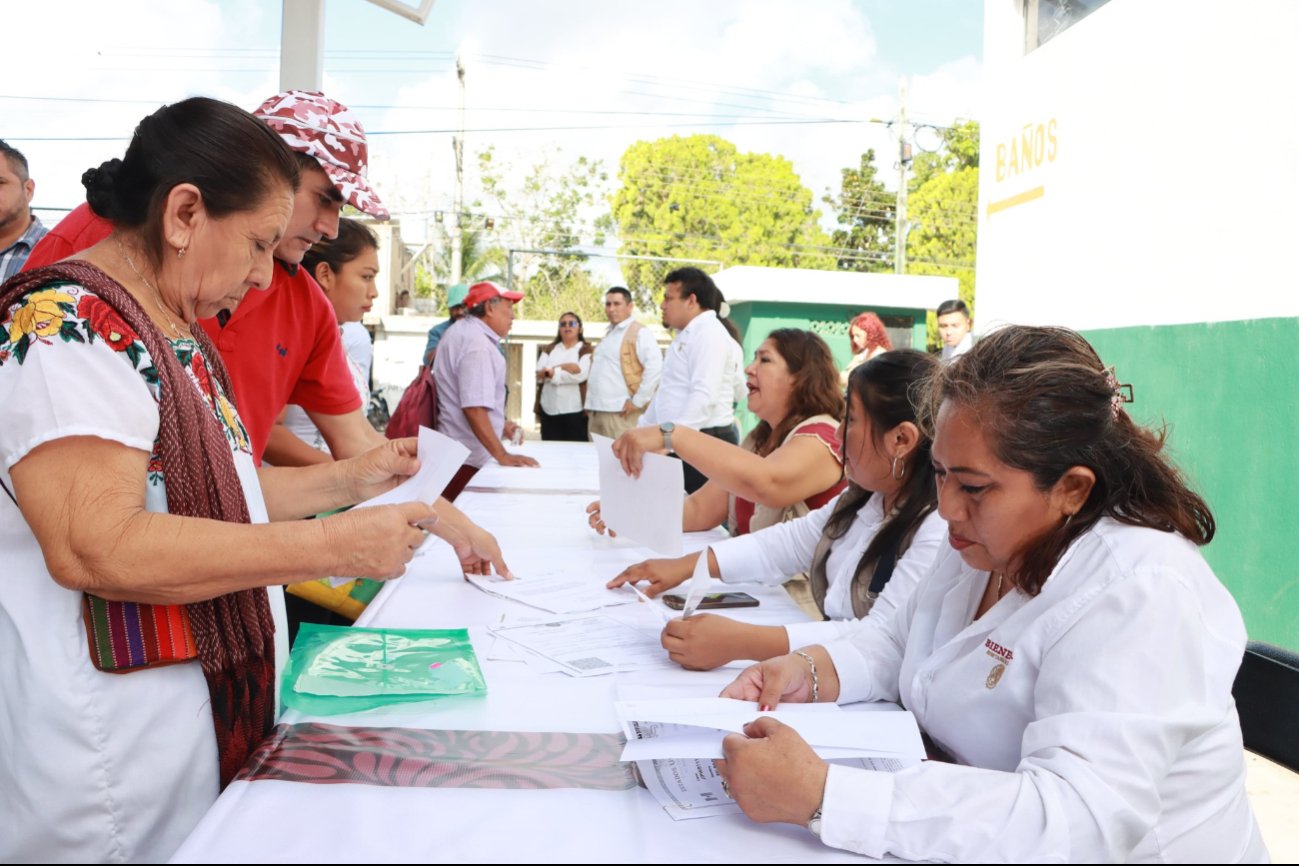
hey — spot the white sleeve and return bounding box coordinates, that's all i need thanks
[677,326,730,429]
[819,567,1243,862]
[549,351,591,384]
[0,302,158,473]
[631,327,662,408]
[712,494,841,587]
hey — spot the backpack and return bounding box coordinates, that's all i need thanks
[385,363,438,439]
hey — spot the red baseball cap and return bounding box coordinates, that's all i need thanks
[463,281,524,308]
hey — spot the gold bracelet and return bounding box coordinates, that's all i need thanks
[793,650,819,704]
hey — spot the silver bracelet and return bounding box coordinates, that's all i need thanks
[794,650,819,704]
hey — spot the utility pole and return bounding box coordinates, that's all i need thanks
[450,54,466,286]
[894,77,912,275]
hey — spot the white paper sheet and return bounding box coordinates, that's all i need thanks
[616,697,925,761]
[488,612,672,677]
[679,545,713,618]
[325,427,469,586]
[592,433,684,556]
[354,426,469,510]
[465,566,637,615]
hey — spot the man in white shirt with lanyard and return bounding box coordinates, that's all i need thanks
[640,267,741,493]
[585,286,662,440]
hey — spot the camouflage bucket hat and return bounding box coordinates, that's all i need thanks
[252,90,389,219]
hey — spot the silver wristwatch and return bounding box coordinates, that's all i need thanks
[659,422,676,453]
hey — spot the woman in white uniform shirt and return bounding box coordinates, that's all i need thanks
[716,326,1267,863]
[609,350,945,671]
[535,311,592,441]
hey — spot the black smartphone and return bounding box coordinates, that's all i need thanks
[661,592,760,611]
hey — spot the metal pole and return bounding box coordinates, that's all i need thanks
[894,77,909,275]
[279,0,325,91]
[449,55,466,286]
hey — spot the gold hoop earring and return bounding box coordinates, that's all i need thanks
[891,455,905,481]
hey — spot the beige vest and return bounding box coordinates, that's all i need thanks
[727,414,842,533]
[619,320,646,396]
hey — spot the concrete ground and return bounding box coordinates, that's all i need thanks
[1247,753,1298,862]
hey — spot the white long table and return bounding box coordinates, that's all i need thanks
[171,442,885,863]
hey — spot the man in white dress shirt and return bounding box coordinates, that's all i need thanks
[585,286,662,440]
[640,267,741,493]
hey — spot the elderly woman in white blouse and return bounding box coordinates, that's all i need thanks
[535,311,592,442]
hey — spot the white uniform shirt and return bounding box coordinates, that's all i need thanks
[940,331,973,364]
[640,310,738,430]
[584,318,662,412]
[817,519,1266,863]
[712,493,946,649]
[536,341,591,416]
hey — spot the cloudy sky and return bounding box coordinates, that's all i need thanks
[8,0,982,246]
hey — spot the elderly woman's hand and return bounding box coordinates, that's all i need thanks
[339,437,421,504]
[716,717,829,827]
[440,520,513,578]
[611,425,667,478]
[319,500,436,579]
[605,554,695,597]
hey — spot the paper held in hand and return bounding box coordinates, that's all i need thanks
[592,433,684,556]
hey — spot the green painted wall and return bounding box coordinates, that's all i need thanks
[1083,318,1299,650]
[729,301,928,436]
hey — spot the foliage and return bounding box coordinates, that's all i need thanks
[610,134,834,304]
[905,120,980,350]
[823,148,895,273]
[518,262,608,323]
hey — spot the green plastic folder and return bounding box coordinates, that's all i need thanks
[283,624,487,715]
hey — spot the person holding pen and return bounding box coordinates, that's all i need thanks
[607,349,945,671]
[713,326,1266,863]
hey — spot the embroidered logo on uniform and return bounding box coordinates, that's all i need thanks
[275,343,288,357]
[983,638,1012,689]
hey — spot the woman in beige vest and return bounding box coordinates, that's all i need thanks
[588,330,847,598]
[608,350,944,671]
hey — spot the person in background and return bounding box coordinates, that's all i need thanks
[585,286,661,440]
[610,349,943,671]
[423,281,469,365]
[0,96,438,864]
[396,288,412,310]
[593,329,847,610]
[280,218,379,456]
[0,140,49,281]
[434,280,540,499]
[715,326,1266,864]
[936,298,973,363]
[839,311,892,386]
[640,267,742,493]
[535,311,592,441]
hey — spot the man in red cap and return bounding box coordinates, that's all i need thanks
[433,280,539,499]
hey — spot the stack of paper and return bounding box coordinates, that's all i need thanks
[488,612,672,677]
[616,696,925,820]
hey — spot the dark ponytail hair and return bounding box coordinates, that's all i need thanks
[921,325,1214,596]
[82,96,299,267]
[826,349,940,575]
[302,217,378,282]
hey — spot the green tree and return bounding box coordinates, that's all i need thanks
[610,134,833,305]
[905,120,979,349]
[823,148,895,272]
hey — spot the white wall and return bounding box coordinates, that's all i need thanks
[977,0,1299,332]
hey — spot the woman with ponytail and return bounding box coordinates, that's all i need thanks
[716,326,1265,864]
[608,349,945,671]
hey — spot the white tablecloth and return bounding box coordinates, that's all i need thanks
[171,443,890,863]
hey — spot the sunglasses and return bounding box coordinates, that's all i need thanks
[560,320,579,327]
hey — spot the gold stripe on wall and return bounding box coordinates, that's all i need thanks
[987,185,1045,217]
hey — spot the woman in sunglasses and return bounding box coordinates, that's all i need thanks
[535,311,592,441]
